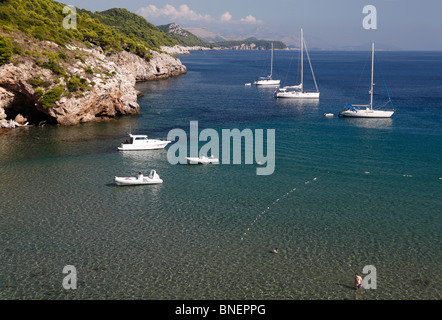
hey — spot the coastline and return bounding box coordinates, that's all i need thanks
[0,44,187,128]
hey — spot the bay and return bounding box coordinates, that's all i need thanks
[0,50,441,300]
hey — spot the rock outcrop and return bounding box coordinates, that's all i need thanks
[107,49,187,81]
[160,45,215,56]
[0,45,139,127]
[160,45,190,56]
[0,44,187,127]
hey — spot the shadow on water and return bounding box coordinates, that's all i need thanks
[336,283,355,290]
[105,183,117,188]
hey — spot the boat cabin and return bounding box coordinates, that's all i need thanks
[124,134,149,145]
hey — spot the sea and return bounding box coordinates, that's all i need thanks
[0,50,441,300]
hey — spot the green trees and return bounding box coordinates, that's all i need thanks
[89,8,179,49]
[0,34,12,65]
[41,85,64,108]
[157,24,212,47]
[67,75,90,92]
[0,0,179,59]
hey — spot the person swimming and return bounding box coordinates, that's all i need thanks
[273,248,279,254]
[354,273,363,289]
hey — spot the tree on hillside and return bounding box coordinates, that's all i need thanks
[0,35,12,65]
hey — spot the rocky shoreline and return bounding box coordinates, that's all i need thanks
[0,44,187,128]
[160,45,216,56]
[0,41,290,129]
[160,44,292,54]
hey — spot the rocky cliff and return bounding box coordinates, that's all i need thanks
[0,43,187,127]
[160,45,216,56]
[107,49,187,81]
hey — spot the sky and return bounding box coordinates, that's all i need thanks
[64,0,442,50]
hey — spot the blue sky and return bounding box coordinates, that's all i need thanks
[65,0,442,50]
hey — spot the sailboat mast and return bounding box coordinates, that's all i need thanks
[270,42,273,78]
[300,29,304,91]
[370,42,375,110]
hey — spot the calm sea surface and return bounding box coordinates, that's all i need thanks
[0,50,441,300]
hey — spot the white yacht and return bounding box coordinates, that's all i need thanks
[275,29,319,99]
[254,43,281,86]
[339,43,395,118]
[118,134,171,151]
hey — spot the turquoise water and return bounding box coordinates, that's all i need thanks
[0,50,441,299]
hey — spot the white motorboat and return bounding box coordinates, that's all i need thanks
[324,113,334,117]
[254,43,281,86]
[186,155,219,164]
[114,170,163,185]
[118,134,171,151]
[339,43,395,118]
[275,29,320,99]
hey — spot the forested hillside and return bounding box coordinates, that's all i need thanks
[84,8,179,50]
[158,23,212,48]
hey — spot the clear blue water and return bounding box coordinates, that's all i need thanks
[0,50,441,300]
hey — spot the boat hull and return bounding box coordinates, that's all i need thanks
[186,157,219,164]
[339,110,394,118]
[118,140,171,151]
[254,80,281,86]
[276,91,320,99]
[114,176,163,185]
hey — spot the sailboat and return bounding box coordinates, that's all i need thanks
[275,29,319,99]
[339,42,395,118]
[254,43,281,86]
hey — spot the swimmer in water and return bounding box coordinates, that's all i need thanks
[354,273,363,289]
[273,248,279,254]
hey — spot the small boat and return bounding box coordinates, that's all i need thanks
[339,43,395,118]
[324,113,334,117]
[254,43,281,86]
[114,170,163,185]
[118,134,171,151]
[185,155,219,164]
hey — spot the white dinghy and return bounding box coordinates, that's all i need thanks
[185,155,219,164]
[114,170,163,185]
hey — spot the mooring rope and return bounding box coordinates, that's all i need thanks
[240,175,321,242]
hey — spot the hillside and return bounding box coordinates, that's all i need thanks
[0,0,153,57]
[157,23,288,51]
[83,8,180,50]
[214,40,287,50]
[158,23,212,48]
[184,27,226,43]
[0,0,186,127]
